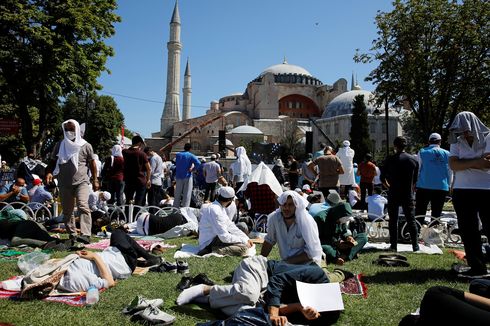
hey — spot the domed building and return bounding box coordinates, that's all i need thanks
[313,85,403,153]
[146,1,359,157]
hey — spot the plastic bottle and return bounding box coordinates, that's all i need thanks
[86,285,99,305]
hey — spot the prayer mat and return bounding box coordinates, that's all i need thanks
[0,288,87,307]
[340,274,367,298]
[84,239,175,251]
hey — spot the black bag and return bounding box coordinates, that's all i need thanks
[349,215,366,234]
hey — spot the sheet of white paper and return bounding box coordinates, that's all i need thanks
[296,281,344,312]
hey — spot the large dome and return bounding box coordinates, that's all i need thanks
[260,62,312,77]
[322,89,377,118]
[230,125,263,135]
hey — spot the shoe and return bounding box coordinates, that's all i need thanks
[177,260,189,274]
[333,268,355,280]
[130,304,175,325]
[191,273,215,286]
[150,261,177,273]
[457,269,490,279]
[379,254,408,261]
[137,256,163,268]
[76,235,91,244]
[122,295,164,315]
[176,276,193,291]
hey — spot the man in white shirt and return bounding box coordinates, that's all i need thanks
[198,187,252,256]
[144,147,165,207]
[366,187,388,221]
[203,154,221,202]
[448,112,490,278]
[260,191,323,265]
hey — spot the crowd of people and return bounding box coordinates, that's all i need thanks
[0,111,489,325]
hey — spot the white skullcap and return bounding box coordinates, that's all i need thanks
[343,140,351,147]
[217,186,235,199]
[102,191,111,201]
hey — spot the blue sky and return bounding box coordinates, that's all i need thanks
[97,0,394,137]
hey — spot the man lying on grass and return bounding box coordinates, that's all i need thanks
[22,228,161,295]
[176,255,347,326]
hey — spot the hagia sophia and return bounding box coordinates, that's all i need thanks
[146,1,403,158]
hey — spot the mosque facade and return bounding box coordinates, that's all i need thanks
[146,1,402,158]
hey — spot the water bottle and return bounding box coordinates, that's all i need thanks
[86,285,99,305]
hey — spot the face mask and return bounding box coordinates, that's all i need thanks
[66,131,76,141]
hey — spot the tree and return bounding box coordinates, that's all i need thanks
[349,95,372,162]
[355,0,490,143]
[279,118,304,157]
[56,94,124,158]
[0,0,120,154]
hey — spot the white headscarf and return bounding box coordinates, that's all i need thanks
[234,146,252,177]
[449,111,490,149]
[111,144,123,157]
[276,190,323,263]
[53,119,87,176]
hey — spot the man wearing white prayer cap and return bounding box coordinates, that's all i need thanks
[198,186,253,256]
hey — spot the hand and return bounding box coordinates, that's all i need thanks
[247,240,253,248]
[475,157,490,169]
[301,306,320,320]
[46,173,53,185]
[11,185,20,195]
[270,315,288,326]
[92,179,100,191]
[146,180,151,189]
[77,250,97,261]
[346,236,355,244]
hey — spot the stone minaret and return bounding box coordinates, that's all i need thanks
[182,58,192,120]
[160,1,182,136]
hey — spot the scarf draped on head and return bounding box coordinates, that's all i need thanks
[449,111,490,149]
[235,146,252,177]
[53,119,87,176]
[111,145,123,157]
[276,190,323,263]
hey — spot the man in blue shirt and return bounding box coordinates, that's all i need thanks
[0,178,29,205]
[173,143,201,208]
[415,133,452,226]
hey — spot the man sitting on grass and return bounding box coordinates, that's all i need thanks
[176,255,346,325]
[315,191,367,265]
[260,190,323,265]
[198,187,253,256]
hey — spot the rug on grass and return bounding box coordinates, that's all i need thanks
[85,239,175,251]
[340,274,367,298]
[0,289,87,306]
[362,242,443,254]
[173,243,256,259]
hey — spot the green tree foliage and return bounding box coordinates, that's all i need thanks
[0,0,120,154]
[355,0,490,142]
[349,95,372,162]
[57,94,124,159]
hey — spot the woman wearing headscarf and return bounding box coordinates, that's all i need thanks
[448,111,490,278]
[230,146,252,191]
[102,144,125,206]
[272,158,285,186]
[260,190,323,265]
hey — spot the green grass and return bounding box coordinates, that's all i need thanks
[0,237,470,326]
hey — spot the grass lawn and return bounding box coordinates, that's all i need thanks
[0,236,470,326]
